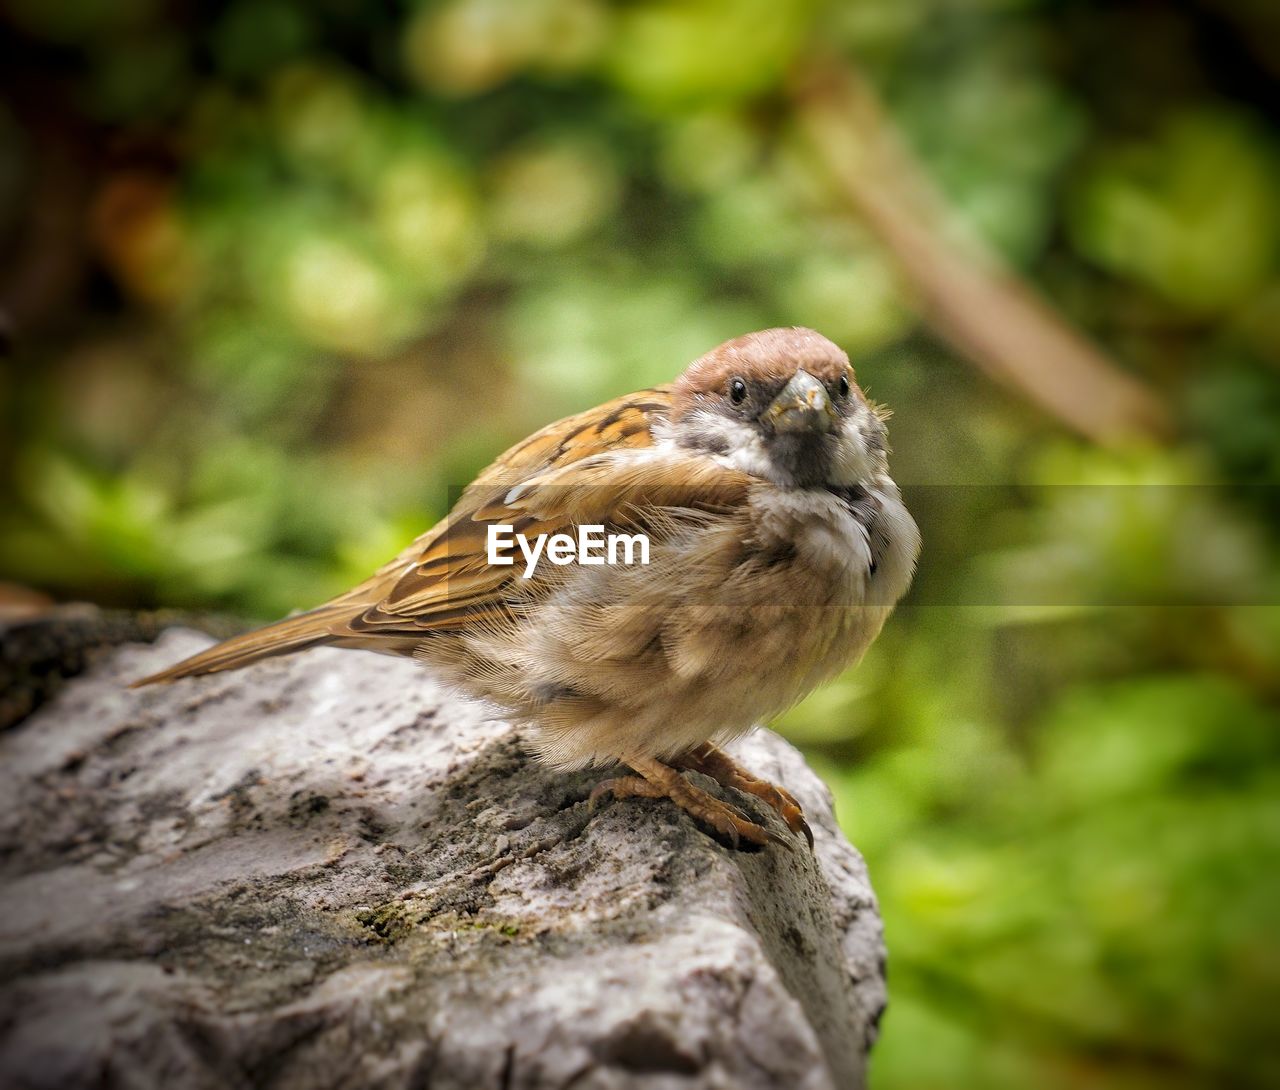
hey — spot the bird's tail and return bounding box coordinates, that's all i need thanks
[130,605,351,687]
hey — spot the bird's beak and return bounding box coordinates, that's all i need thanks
[763,369,836,434]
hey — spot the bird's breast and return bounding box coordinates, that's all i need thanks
[746,485,879,603]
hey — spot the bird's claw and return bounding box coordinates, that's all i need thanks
[588,760,773,849]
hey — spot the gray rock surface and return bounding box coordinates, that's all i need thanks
[0,626,886,1089]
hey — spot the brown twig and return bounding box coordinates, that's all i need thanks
[790,62,1172,445]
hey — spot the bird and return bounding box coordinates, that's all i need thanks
[135,328,920,849]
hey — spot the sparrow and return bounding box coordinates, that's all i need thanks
[136,328,920,848]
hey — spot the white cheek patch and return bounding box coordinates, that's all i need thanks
[663,410,776,479]
[720,434,776,480]
[828,405,880,486]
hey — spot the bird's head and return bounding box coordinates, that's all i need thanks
[669,327,889,488]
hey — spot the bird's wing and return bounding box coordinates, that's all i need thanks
[467,386,676,492]
[134,385,714,683]
[133,384,762,684]
[333,385,751,639]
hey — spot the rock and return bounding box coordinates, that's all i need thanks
[0,624,887,1089]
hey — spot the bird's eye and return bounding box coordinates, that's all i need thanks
[838,374,850,398]
[728,377,747,404]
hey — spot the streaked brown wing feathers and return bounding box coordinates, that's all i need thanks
[332,385,751,641]
[467,387,673,491]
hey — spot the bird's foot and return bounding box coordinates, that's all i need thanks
[589,755,782,849]
[675,743,814,850]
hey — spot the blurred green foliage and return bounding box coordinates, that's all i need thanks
[2,1,1279,1087]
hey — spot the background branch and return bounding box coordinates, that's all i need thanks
[792,63,1173,445]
